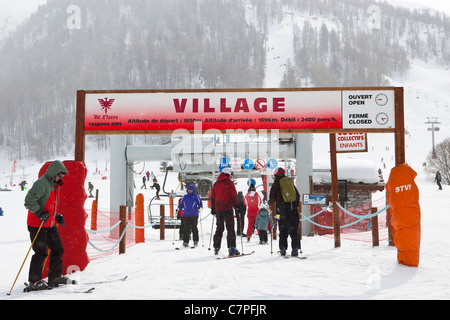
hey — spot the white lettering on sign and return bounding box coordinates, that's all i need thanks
[173,97,285,113]
[395,184,411,193]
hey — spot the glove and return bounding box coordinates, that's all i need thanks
[55,214,65,226]
[34,210,49,222]
[211,208,216,215]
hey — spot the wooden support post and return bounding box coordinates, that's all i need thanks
[371,207,379,247]
[329,133,341,248]
[160,204,165,240]
[119,205,127,254]
[394,87,405,166]
[75,90,86,162]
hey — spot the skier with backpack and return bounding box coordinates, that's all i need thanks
[269,167,300,257]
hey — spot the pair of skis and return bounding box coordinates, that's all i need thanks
[23,276,128,294]
[175,245,198,250]
[277,251,307,259]
[216,251,255,259]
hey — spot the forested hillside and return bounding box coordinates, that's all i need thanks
[0,0,448,160]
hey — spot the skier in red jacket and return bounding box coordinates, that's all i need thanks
[24,160,70,291]
[211,168,240,256]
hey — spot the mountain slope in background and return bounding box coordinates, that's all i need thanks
[0,0,449,162]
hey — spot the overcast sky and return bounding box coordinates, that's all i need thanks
[383,0,450,14]
[0,0,449,31]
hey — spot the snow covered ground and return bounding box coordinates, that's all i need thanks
[1,157,450,301]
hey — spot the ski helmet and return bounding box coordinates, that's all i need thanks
[221,167,233,176]
[274,167,285,176]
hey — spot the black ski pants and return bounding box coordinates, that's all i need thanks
[28,225,64,283]
[213,210,236,249]
[181,216,199,243]
[235,211,246,236]
[277,201,300,250]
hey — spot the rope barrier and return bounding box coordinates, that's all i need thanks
[86,220,122,234]
[86,202,390,254]
[300,202,390,230]
[87,224,129,253]
[334,202,390,220]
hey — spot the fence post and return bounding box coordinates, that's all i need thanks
[169,196,174,218]
[160,204,165,240]
[90,199,98,231]
[371,207,379,247]
[135,193,145,243]
[119,205,127,254]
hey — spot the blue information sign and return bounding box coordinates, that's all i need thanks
[219,157,230,171]
[266,158,278,170]
[243,159,254,170]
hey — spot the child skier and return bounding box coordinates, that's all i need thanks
[244,184,262,242]
[255,203,272,244]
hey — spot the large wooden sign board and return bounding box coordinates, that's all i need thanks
[75,87,405,248]
[76,87,404,160]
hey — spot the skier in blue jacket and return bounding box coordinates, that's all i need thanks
[177,185,203,247]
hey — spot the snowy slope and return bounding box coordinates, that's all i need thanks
[1,162,450,300]
[2,1,450,302]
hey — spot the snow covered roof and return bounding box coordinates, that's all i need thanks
[313,158,381,184]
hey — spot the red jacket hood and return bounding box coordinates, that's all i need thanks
[217,172,230,181]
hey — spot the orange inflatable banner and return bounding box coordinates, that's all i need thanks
[385,163,421,267]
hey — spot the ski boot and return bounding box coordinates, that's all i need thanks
[214,248,220,255]
[280,247,287,256]
[48,276,77,288]
[228,247,240,257]
[24,280,52,292]
[291,248,299,257]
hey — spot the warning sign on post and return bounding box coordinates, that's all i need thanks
[336,133,368,153]
[254,159,266,170]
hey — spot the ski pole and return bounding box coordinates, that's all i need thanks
[7,220,45,296]
[172,214,177,245]
[199,209,204,247]
[237,213,244,254]
[208,214,215,250]
[270,223,273,255]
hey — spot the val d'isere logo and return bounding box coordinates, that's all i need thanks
[98,98,115,114]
